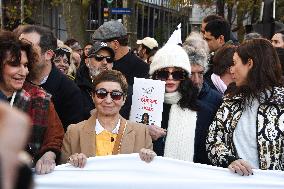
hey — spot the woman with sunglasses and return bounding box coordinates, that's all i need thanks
[148,44,215,164]
[61,70,156,167]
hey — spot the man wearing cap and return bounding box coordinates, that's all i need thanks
[75,41,115,119]
[136,37,158,63]
[92,20,149,85]
[92,20,149,119]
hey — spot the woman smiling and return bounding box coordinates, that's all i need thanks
[61,70,155,167]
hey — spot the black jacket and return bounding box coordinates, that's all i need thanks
[41,64,85,131]
[113,51,149,86]
[198,82,223,114]
[75,63,95,120]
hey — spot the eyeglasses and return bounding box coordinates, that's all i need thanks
[153,70,188,81]
[89,54,113,63]
[94,88,124,101]
[53,56,69,65]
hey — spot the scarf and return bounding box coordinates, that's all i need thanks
[164,92,197,162]
[211,73,227,94]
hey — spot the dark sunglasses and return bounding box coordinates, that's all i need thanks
[153,70,188,81]
[94,88,124,101]
[89,54,113,63]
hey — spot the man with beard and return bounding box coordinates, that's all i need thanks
[75,41,115,119]
[19,25,84,131]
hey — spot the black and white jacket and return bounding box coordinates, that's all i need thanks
[206,86,284,170]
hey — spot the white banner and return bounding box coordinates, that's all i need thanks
[35,154,284,189]
[129,78,165,127]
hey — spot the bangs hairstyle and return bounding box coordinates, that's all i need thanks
[230,38,283,105]
[0,31,21,81]
[92,70,128,95]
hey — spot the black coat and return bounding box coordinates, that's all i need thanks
[41,64,85,131]
[198,82,223,114]
[75,63,95,120]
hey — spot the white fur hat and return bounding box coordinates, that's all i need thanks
[149,44,191,76]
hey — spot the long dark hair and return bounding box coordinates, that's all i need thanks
[229,38,283,105]
[178,78,199,111]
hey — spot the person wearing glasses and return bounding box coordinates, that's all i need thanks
[148,44,215,164]
[19,25,85,131]
[92,21,149,120]
[61,70,155,167]
[75,41,115,120]
[53,46,71,75]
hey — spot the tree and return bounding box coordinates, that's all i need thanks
[170,0,263,39]
[122,0,138,48]
[54,0,91,45]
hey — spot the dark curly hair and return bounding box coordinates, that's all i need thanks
[177,78,199,111]
[0,30,37,82]
[0,31,21,82]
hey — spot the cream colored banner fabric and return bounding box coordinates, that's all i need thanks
[35,154,284,189]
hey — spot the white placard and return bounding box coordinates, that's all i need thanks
[129,78,165,127]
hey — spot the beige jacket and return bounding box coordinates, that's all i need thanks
[61,114,153,163]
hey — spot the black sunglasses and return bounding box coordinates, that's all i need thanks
[94,88,124,101]
[153,70,188,81]
[89,54,113,63]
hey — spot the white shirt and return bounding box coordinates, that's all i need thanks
[233,99,259,168]
[95,119,120,135]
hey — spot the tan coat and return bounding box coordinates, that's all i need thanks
[61,114,153,163]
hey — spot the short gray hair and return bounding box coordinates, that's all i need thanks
[183,32,209,72]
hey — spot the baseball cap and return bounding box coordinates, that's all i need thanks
[140,37,158,50]
[136,39,143,45]
[87,42,115,59]
[92,21,127,41]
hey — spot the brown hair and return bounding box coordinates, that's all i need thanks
[92,70,128,95]
[230,38,283,104]
[0,30,38,82]
[203,14,223,23]
[213,45,236,76]
[0,31,21,79]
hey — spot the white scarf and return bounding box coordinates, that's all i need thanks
[211,73,227,94]
[164,92,197,162]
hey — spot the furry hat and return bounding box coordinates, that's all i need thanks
[149,44,191,75]
[183,32,209,72]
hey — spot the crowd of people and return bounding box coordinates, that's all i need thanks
[0,13,284,189]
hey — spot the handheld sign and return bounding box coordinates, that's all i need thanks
[129,78,165,127]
